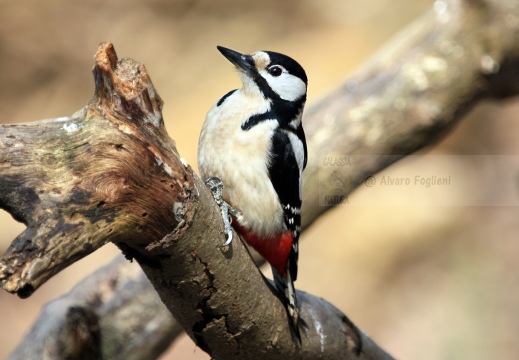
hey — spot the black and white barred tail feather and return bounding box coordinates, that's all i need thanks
[273,263,300,341]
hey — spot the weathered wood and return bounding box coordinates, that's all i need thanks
[0,43,192,297]
[4,0,519,358]
[8,255,181,360]
[0,43,389,359]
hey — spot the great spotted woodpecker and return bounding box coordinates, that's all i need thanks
[198,46,307,339]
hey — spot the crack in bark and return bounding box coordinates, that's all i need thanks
[191,257,234,356]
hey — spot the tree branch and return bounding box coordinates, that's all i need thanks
[9,255,181,360]
[0,43,389,359]
[4,0,519,358]
[302,0,519,225]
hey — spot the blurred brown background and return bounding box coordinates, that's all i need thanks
[2,1,519,359]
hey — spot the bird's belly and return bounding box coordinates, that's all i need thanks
[198,122,285,237]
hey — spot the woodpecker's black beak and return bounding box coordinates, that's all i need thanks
[217,46,255,76]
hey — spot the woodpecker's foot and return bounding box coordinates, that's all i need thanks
[204,177,235,246]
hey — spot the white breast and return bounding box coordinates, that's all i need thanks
[198,89,285,237]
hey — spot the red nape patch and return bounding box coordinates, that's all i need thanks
[233,223,292,277]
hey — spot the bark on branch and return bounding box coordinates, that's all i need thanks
[302,0,519,225]
[9,256,181,360]
[4,0,519,358]
[0,43,389,359]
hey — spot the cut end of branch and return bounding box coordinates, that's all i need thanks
[0,222,100,298]
[92,42,164,128]
[0,259,36,298]
[95,42,118,73]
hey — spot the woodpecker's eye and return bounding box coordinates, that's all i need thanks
[268,66,282,77]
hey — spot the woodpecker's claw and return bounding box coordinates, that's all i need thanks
[205,177,234,246]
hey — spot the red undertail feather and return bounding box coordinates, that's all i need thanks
[233,223,292,277]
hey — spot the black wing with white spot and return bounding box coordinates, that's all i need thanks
[268,127,305,280]
[268,122,306,339]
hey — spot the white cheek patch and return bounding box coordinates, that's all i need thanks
[260,70,307,101]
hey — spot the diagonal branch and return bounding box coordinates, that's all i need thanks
[9,255,181,360]
[0,43,389,359]
[302,0,519,225]
[5,0,519,358]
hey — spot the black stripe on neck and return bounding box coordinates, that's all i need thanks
[241,109,275,130]
[241,97,305,131]
[216,89,237,107]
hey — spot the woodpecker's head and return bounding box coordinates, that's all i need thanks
[217,46,307,104]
